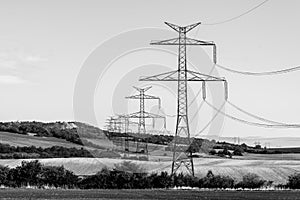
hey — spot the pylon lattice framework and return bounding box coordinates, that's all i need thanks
[140,22,228,176]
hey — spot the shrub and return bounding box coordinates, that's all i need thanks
[286,173,300,189]
[217,148,232,158]
[209,149,217,155]
[41,166,78,188]
[233,147,244,156]
[4,160,43,187]
[148,171,172,188]
[173,173,199,187]
[235,173,266,188]
[198,170,234,188]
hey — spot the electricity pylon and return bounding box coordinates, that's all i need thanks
[105,117,115,132]
[140,22,228,176]
[126,86,162,135]
[125,86,166,153]
[106,116,122,133]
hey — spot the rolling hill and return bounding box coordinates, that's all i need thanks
[1,154,300,185]
[0,121,300,185]
[0,121,114,149]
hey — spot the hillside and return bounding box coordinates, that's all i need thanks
[0,131,83,149]
[0,121,114,149]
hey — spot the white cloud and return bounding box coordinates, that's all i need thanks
[0,75,27,84]
[24,55,47,62]
[0,59,18,69]
[0,52,47,69]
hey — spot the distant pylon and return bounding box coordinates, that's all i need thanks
[105,116,122,133]
[140,22,228,176]
[126,86,164,135]
[125,86,166,153]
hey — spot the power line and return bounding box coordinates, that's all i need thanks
[205,100,300,129]
[226,100,288,125]
[158,108,176,118]
[202,0,270,26]
[188,64,217,107]
[190,100,205,123]
[194,101,226,137]
[216,64,300,76]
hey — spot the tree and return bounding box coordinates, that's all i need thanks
[209,149,217,155]
[286,173,300,189]
[233,147,244,156]
[254,144,262,149]
[187,139,202,153]
[217,148,232,158]
[41,165,78,188]
[0,165,9,185]
[198,170,234,188]
[149,171,172,188]
[240,143,248,150]
[235,173,266,188]
[8,160,43,187]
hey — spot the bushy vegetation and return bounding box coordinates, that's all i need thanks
[286,173,300,189]
[235,173,267,189]
[198,170,235,188]
[0,160,285,189]
[209,148,233,158]
[0,160,78,188]
[0,143,93,159]
[214,141,300,155]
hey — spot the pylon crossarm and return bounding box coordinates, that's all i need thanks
[185,38,214,45]
[184,22,201,33]
[124,112,141,118]
[164,22,181,32]
[164,21,201,33]
[150,38,179,45]
[126,94,160,99]
[143,111,165,119]
[140,69,226,82]
[125,95,141,99]
[139,70,178,81]
[150,38,214,46]
[143,95,160,100]
[133,86,152,92]
[124,111,164,119]
[186,70,225,81]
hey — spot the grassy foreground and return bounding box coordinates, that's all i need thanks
[0,189,300,200]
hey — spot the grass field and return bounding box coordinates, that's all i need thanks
[1,153,300,184]
[0,131,85,149]
[0,189,300,200]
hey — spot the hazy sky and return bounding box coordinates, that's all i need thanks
[0,0,300,138]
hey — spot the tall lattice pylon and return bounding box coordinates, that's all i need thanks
[140,22,228,176]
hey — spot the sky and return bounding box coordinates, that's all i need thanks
[0,0,300,138]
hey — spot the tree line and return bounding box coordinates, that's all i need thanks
[214,141,300,155]
[0,160,299,189]
[0,143,93,159]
